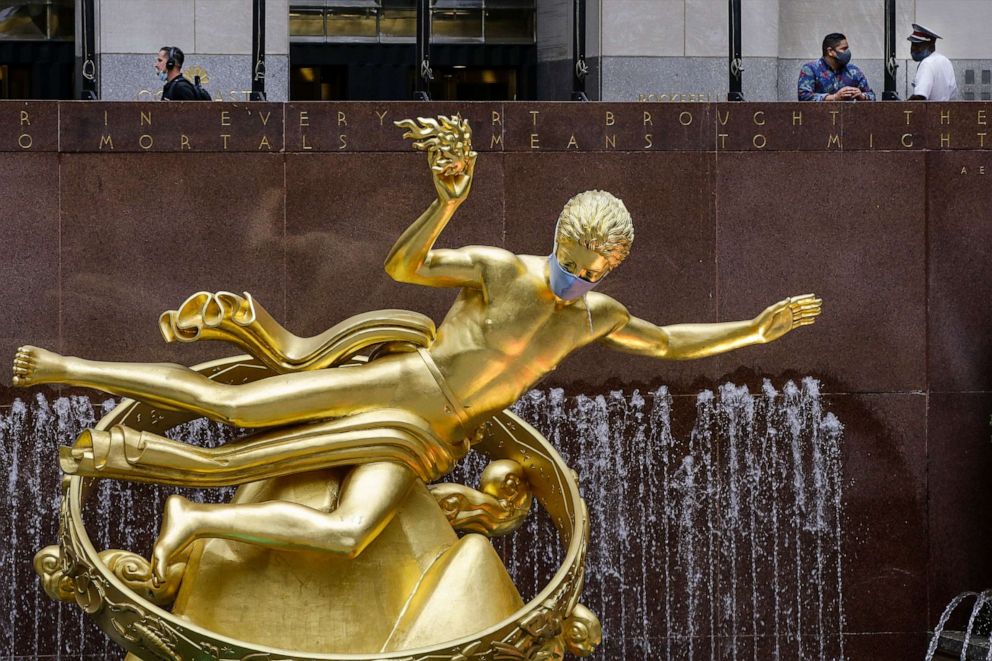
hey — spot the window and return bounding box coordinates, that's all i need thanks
[289,1,534,44]
[289,9,325,38]
[0,0,74,41]
[325,7,378,40]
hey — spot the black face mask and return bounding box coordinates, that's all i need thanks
[832,48,852,66]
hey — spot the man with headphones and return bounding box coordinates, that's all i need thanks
[154,46,197,100]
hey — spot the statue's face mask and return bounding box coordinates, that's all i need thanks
[548,241,612,301]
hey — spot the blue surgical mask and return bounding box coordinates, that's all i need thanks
[834,48,852,66]
[911,47,931,62]
[547,253,602,301]
[157,70,168,82]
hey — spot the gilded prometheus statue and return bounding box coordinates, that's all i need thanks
[17,114,820,659]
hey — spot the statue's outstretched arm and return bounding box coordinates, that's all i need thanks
[600,294,822,360]
[384,115,483,289]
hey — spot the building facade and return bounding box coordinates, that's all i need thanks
[1,0,990,102]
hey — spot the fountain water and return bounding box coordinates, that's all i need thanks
[2,379,846,659]
[927,590,992,661]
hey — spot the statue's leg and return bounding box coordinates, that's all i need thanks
[13,345,415,428]
[152,461,416,580]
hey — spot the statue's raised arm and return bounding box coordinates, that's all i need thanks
[384,115,482,289]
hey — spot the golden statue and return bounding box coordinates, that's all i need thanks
[20,115,820,659]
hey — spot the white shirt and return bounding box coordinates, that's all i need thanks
[913,52,958,101]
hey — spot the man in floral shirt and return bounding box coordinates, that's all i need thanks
[798,33,876,102]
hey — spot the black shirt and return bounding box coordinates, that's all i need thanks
[162,75,197,101]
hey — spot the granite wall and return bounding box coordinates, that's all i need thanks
[2,100,992,660]
[92,0,290,102]
[588,0,992,101]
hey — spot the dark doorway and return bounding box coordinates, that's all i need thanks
[0,41,74,99]
[290,43,534,100]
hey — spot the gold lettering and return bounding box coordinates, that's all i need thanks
[869,133,874,149]
[979,110,987,126]
[140,111,152,127]
[180,134,191,150]
[752,133,767,149]
[567,134,579,149]
[830,110,839,126]
[941,109,951,125]
[960,166,968,175]
[19,110,30,126]
[644,133,653,149]
[792,110,803,126]
[337,111,347,126]
[679,111,693,126]
[901,133,914,148]
[17,133,32,149]
[941,133,951,148]
[376,109,388,125]
[299,111,310,127]
[259,111,271,126]
[99,134,114,150]
[605,111,615,126]
[104,110,108,126]
[530,133,540,149]
[490,133,502,149]
[605,134,616,149]
[139,134,153,150]
[903,110,913,125]
[302,134,312,150]
[717,133,728,149]
[258,135,272,150]
[338,134,347,149]
[530,110,539,127]
[717,110,730,126]
[981,166,987,175]
[492,110,502,126]
[221,134,231,150]
[220,111,231,127]
[643,111,653,126]
[753,111,765,126]
[827,134,841,149]
[979,132,987,148]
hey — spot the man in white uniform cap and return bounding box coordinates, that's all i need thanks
[908,23,957,101]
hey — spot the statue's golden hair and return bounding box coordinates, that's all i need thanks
[555,191,634,268]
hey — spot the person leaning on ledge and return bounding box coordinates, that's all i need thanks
[907,23,957,101]
[798,32,876,102]
[154,46,197,101]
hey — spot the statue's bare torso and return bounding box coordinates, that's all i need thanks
[429,250,627,419]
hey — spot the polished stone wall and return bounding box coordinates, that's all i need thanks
[3,100,992,659]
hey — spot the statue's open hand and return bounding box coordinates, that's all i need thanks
[395,115,477,204]
[755,294,822,342]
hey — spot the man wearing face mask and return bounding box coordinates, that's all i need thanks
[155,46,197,101]
[798,33,875,102]
[907,24,957,101]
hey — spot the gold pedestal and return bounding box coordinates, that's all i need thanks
[172,469,523,653]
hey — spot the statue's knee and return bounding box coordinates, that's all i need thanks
[318,517,377,558]
[214,393,255,427]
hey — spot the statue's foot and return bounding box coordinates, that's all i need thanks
[12,346,66,387]
[152,495,198,584]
